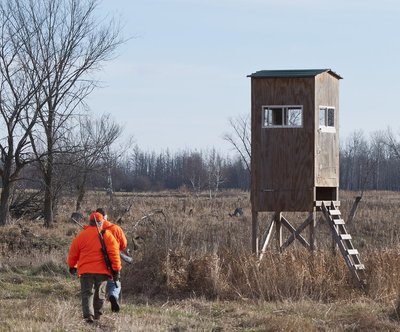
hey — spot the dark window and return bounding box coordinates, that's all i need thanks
[262,106,303,128]
[319,106,335,128]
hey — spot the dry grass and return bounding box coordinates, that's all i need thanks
[1,189,400,330]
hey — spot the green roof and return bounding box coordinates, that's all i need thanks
[247,69,342,80]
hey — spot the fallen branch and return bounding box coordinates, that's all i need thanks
[124,209,167,252]
[347,195,362,225]
[116,201,134,224]
[131,209,166,229]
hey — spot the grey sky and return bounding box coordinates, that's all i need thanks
[87,0,400,153]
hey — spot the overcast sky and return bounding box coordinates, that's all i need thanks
[87,0,400,154]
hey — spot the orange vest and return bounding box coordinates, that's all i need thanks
[102,220,128,251]
[68,224,121,277]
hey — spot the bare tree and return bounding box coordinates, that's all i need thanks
[71,114,123,211]
[223,114,251,174]
[339,128,400,192]
[384,127,400,159]
[340,130,381,224]
[206,148,225,199]
[0,2,46,225]
[11,0,123,227]
[184,152,206,195]
[382,127,400,190]
[369,130,387,190]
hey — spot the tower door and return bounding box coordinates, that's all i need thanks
[316,106,338,187]
[316,131,337,184]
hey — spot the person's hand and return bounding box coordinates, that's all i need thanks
[69,267,77,275]
[112,271,120,282]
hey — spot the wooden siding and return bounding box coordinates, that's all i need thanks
[251,77,315,212]
[314,72,340,189]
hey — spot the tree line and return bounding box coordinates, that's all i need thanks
[16,126,400,199]
[16,147,250,196]
[97,147,250,193]
[340,129,400,192]
[85,128,400,195]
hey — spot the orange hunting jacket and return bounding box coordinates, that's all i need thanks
[102,220,128,251]
[68,224,121,277]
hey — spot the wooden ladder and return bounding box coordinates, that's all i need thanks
[320,201,366,288]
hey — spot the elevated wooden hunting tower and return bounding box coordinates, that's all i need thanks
[248,69,366,287]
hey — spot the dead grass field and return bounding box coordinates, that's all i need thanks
[1,190,400,331]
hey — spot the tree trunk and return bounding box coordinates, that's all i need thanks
[76,186,85,212]
[43,154,54,227]
[0,155,17,226]
[0,179,13,226]
[75,172,88,211]
[43,104,55,228]
[43,185,54,227]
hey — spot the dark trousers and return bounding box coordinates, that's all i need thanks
[80,274,109,319]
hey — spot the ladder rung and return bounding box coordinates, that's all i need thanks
[340,234,352,240]
[333,219,345,225]
[347,249,359,255]
[354,264,365,270]
[329,210,341,216]
[316,201,341,207]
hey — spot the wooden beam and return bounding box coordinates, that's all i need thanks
[280,214,312,251]
[252,209,259,255]
[347,196,362,224]
[258,219,275,262]
[275,212,282,252]
[315,200,341,207]
[259,213,275,250]
[309,210,316,251]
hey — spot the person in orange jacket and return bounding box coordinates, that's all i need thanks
[96,208,129,313]
[68,211,121,323]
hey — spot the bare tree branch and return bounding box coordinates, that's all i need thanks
[223,114,251,174]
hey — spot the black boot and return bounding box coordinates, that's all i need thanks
[109,295,120,312]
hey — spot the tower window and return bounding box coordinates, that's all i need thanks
[319,106,335,128]
[262,105,303,128]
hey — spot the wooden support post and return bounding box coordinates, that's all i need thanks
[347,195,362,225]
[252,209,259,255]
[309,209,316,251]
[259,216,275,262]
[275,212,282,252]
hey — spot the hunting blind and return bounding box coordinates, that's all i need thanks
[248,69,366,287]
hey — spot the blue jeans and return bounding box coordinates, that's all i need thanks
[106,279,121,300]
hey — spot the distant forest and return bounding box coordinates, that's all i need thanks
[15,129,400,195]
[118,129,400,193]
[339,129,400,191]
[109,147,250,193]
[113,130,400,193]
